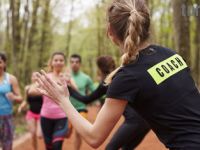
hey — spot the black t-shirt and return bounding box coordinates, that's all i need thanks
[106,45,200,150]
[27,95,43,114]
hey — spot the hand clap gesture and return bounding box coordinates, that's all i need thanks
[35,70,70,106]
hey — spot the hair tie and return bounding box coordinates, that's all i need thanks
[130,9,138,15]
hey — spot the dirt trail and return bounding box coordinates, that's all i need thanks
[14,106,167,150]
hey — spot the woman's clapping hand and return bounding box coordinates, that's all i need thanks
[35,70,70,105]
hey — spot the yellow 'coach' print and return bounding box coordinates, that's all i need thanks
[147,54,187,85]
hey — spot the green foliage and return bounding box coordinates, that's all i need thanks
[0,0,199,87]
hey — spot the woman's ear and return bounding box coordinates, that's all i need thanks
[107,24,116,43]
[107,24,121,47]
[107,24,113,38]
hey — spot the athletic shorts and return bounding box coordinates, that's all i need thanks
[79,111,88,119]
[26,110,40,121]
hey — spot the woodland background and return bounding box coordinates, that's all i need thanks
[0,0,199,88]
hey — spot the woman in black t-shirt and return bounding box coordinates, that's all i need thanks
[36,0,200,150]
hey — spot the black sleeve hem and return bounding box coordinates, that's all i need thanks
[106,94,132,103]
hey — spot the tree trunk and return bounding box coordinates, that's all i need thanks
[96,4,102,56]
[148,0,156,43]
[20,0,30,81]
[23,0,40,84]
[194,0,200,86]
[65,0,74,58]
[10,0,21,76]
[4,9,12,67]
[38,0,51,68]
[171,0,191,66]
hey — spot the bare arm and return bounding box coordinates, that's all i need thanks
[18,86,29,113]
[36,71,127,148]
[28,83,42,96]
[59,72,78,90]
[69,78,78,90]
[62,98,126,147]
[7,75,22,102]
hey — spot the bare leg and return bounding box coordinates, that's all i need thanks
[73,111,87,150]
[36,120,43,139]
[27,119,37,150]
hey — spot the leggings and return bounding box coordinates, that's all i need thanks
[41,117,68,150]
[0,115,13,150]
[106,106,150,150]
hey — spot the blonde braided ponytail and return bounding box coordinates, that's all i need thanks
[105,0,150,85]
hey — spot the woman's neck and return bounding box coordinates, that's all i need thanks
[0,70,4,77]
[120,41,151,53]
[138,41,151,52]
[52,70,61,76]
[0,71,5,82]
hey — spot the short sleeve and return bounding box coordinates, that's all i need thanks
[106,70,139,104]
[87,76,95,92]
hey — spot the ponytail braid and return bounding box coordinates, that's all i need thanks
[105,0,150,85]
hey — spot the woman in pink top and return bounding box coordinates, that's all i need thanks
[40,52,70,150]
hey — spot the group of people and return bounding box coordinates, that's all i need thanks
[1,0,200,150]
[1,51,149,150]
[0,52,92,150]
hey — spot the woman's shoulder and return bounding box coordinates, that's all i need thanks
[149,44,177,55]
[6,73,14,78]
[135,44,178,67]
[7,73,18,84]
[112,67,139,84]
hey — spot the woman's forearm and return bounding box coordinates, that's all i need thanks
[61,98,99,147]
[60,97,126,148]
[14,94,22,102]
[20,100,27,108]
[28,85,41,96]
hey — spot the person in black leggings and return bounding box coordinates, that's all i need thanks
[69,56,149,150]
[40,52,69,150]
